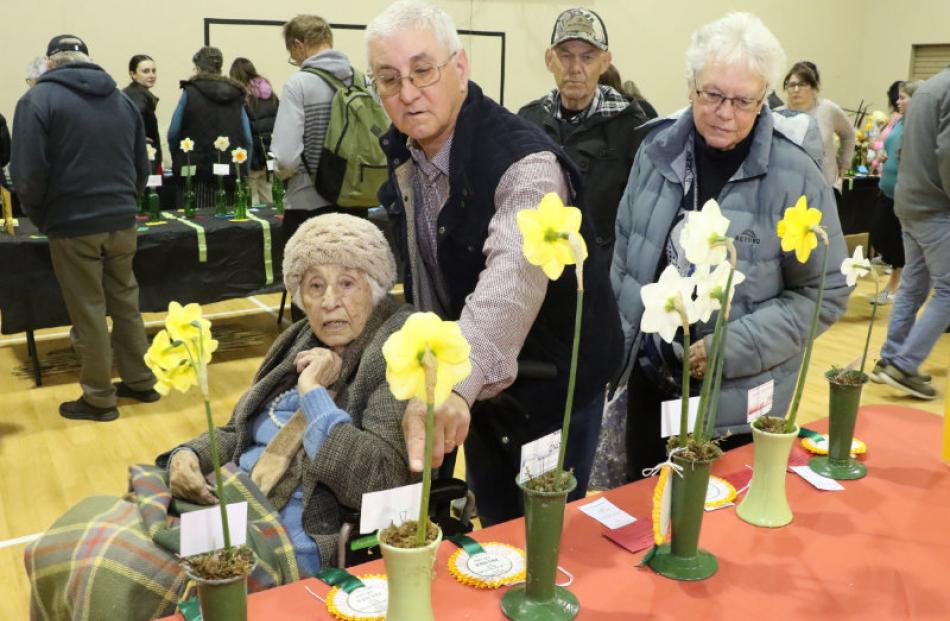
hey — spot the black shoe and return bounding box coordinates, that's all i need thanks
[880,364,938,400]
[114,382,161,403]
[60,398,119,422]
[869,359,930,384]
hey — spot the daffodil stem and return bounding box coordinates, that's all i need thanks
[785,234,829,433]
[204,398,231,550]
[678,315,691,448]
[416,348,437,547]
[859,272,880,375]
[556,288,584,475]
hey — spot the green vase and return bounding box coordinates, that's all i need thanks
[648,455,718,581]
[214,177,229,217]
[183,188,197,218]
[137,192,146,215]
[233,179,248,220]
[183,552,255,621]
[501,472,578,621]
[736,422,798,527]
[378,525,442,621]
[809,375,868,480]
[272,175,285,215]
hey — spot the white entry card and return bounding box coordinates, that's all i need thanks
[180,501,248,556]
[660,396,700,438]
[266,159,275,171]
[359,482,423,534]
[213,163,230,176]
[146,175,162,188]
[578,497,636,529]
[180,164,196,177]
[747,380,774,422]
[790,466,845,491]
[518,430,561,482]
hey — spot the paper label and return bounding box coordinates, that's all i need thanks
[660,396,700,438]
[518,430,560,481]
[180,501,248,556]
[790,466,845,491]
[747,379,774,422]
[467,552,514,577]
[181,164,196,177]
[578,497,637,529]
[266,159,275,171]
[213,163,230,176]
[146,175,162,188]
[329,576,388,617]
[345,583,387,614]
[359,482,422,534]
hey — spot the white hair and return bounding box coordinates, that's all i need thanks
[48,51,91,68]
[685,12,786,91]
[292,273,388,310]
[365,0,462,62]
[26,57,47,83]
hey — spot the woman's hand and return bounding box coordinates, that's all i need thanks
[169,450,217,505]
[296,348,343,395]
[689,339,708,379]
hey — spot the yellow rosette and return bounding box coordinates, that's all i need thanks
[447,542,526,589]
[326,574,387,621]
[801,434,867,456]
[704,476,737,510]
[651,466,672,546]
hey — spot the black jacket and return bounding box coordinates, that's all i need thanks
[245,80,279,171]
[379,82,622,437]
[518,94,647,251]
[0,113,10,169]
[171,74,247,183]
[123,82,162,172]
[10,62,147,237]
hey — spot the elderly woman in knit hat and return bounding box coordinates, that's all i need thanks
[164,213,413,574]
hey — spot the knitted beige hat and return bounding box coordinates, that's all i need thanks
[283,213,397,301]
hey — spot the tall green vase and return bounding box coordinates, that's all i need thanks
[183,553,256,621]
[736,422,798,527]
[809,375,868,480]
[501,473,578,621]
[648,455,718,581]
[378,525,442,621]
[233,178,248,220]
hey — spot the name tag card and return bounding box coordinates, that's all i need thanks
[180,501,248,556]
[518,430,560,482]
[790,466,845,491]
[660,396,700,438]
[266,159,275,171]
[579,497,636,529]
[747,380,774,422]
[181,164,196,177]
[146,175,162,188]
[359,482,422,534]
[213,163,230,176]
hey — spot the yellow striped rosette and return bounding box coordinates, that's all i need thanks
[801,434,867,456]
[704,476,737,510]
[652,466,672,546]
[326,574,387,621]
[448,542,525,588]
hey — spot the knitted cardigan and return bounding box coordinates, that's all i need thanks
[161,296,415,565]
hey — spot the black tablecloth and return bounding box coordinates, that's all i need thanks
[0,208,284,335]
[837,176,879,236]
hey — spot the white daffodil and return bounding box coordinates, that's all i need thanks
[693,262,747,323]
[180,137,195,153]
[840,245,872,287]
[146,144,157,161]
[679,199,731,266]
[640,265,696,343]
[213,136,230,152]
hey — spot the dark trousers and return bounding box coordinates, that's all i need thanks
[282,206,366,321]
[464,390,605,526]
[625,361,750,482]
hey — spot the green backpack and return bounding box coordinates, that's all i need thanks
[303,67,390,208]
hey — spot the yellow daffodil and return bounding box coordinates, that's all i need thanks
[144,329,197,395]
[777,195,823,263]
[231,147,248,165]
[382,312,471,407]
[516,192,588,281]
[180,137,194,153]
[146,144,157,161]
[213,136,230,152]
[164,301,218,364]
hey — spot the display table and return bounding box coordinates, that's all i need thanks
[159,404,950,620]
[838,175,879,236]
[0,208,283,383]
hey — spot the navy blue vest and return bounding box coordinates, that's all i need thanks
[379,82,621,428]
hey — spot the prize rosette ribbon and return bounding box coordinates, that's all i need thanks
[446,535,525,589]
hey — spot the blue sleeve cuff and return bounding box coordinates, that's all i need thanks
[300,388,352,458]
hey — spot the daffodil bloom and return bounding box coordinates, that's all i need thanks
[777,195,823,263]
[231,147,248,165]
[144,330,197,395]
[383,312,472,407]
[840,244,872,287]
[180,137,195,153]
[640,265,696,344]
[693,262,746,323]
[213,136,230,152]
[516,192,588,280]
[146,144,157,161]
[164,301,217,366]
[679,199,731,266]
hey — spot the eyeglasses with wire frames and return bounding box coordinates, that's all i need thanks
[694,89,765,112]
[369,50,459,98]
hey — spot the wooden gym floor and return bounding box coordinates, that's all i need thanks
[1,280,947,619]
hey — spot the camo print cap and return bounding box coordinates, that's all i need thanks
[550,8,608,51]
